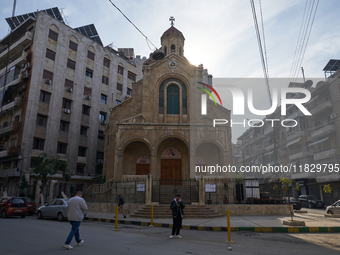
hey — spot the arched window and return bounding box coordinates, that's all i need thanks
[159,78,187,115]
[171,44,175,53]
[164,46,167,56]
[167,85,179,114]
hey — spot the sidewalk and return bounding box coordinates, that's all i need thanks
[85,210,340,233]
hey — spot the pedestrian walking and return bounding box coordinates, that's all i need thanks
[63,191,88,250]
[117,194,126,218]
[169,194,185,239]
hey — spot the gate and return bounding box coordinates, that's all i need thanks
[152,178,199,204]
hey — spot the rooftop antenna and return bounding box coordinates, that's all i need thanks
[59,8,70,26]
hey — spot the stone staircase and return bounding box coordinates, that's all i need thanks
[130,205,223,219]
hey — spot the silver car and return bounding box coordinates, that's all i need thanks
[37,198,69,221]
[326,200,340,215]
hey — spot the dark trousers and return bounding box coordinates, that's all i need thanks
[65,221,81,245]
[172,216,182,235]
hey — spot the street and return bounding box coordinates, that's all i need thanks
[1,215,340,255]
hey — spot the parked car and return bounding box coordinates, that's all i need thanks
[37,198,87,221]
[20,197,36,215]
[326,200,340,215]
[298,195,324,208]
[283,197,301,210]
[0,197,28,218]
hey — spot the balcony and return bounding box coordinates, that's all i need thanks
[286,130,309,141]
[314,149,336,161]
[0,146,21,158]
[1,97,22,112]
[266,144,274,151]
[0,121,20,136]
[0,31,32,61]
[289,151,312,161]
[0,167,20,178]
[310,101,332,115]
[0,50,26,74]
[264,126,273,135]
[311,124,335,139]
[287,110,304,120]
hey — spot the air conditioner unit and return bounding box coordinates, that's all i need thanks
[85,95,91,100]
[45,79,52,85]
[101,120,107,125]
[25,63,32,69]
[66,87,73,92]
[69,170,75,175]
[330,113,338,120]
[64,109,71,114]
[23,73,30,79]
[97,159,103,164]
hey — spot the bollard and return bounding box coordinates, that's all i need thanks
[115,205,119,230]
[227,210,232,243]
[151,205,154,225]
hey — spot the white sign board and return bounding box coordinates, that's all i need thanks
[205,184,216,193]
[137,184,145,192]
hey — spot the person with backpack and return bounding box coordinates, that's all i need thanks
[117,194,126,218]
[169,194,185,239]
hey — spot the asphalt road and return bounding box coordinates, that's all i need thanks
[1,215,340,255]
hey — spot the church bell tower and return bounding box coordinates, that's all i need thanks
[161,16,185,58]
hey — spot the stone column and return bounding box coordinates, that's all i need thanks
[35,181,41,205]
[150,150,157,178]
[49,181,57,201]
[145,175,152,204]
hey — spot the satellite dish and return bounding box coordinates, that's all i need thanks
[316,81,324,88]
[152,49,165,60]
[304,80,313,88]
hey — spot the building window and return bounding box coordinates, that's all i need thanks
[99,112,107,121]
[167,85,180,114]
[43,69,53,80]
[36,114,48,127]
[84,86,92,96]
[65,79,74,89]
[127,88,132,96]
[78,146,87,157]
[128,71,136,81]
[57,142,67,154]
[85,68,93,78]
[14,115,20,122]
[118,65,124,74]
[115,100,121,105]
[80,125,88,136]
[87,50,95,60]
[69,40,78,51]
[48,29,58,41]
[102,76,109,85]
[98,130,105,140]
[33,137,45,150]
[103,58,110,67]
[82,105,90,115]
[171,44,175,53]
[62,98,72,110]
[40,91,51,103]
[60,120,69,132]
[45,49,56,61]
[76,164,85,174]
[101,94,107,104]
[117,83,123,91]
[67,59,76,70]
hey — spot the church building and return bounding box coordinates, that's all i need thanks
[103,20,233,200]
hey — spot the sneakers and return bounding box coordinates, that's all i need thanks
[176,235,182,239]
[169,235,174,239]
[77,240,84,246]
[63,244,73,249]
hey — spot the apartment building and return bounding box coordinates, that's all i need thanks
[235,67,340,204]
[0,8,139,196]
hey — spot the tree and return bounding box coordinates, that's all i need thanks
[323,184,332,205]
[33,153,59,205]
[19,175,29,192]
[280,177,293,221]
[59,161,70,198]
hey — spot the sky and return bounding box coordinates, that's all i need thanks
[0,0,339,142]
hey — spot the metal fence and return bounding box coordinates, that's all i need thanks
[204,178,231,204]
[152,179,199,204]
[83,179,146,203]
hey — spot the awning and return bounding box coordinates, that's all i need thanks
[264,151,273,156]
[286,137,301,147]
[308,137,329,147]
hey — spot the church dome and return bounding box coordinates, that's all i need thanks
[161,26,185,40]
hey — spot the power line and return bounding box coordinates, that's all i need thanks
[108,0,158,50]
[250,0,272,106]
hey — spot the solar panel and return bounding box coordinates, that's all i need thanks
[5,7,63,30]
[74,24,103,46]
[323,59,340,72]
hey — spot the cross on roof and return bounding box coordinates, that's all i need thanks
[169,16,175,26]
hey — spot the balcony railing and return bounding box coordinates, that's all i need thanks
[0,31,32,60]
[289,151,312,161]
[310,101,332,115]
[311,124,335,139]
[0,121,20,136]
[314,149,336,161]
